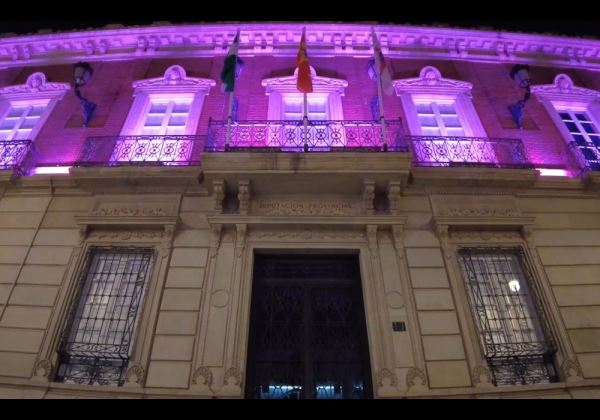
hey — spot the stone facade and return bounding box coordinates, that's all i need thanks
[0,22,600,398]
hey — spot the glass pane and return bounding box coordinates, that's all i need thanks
[442,115,462,128]
[421,127,441,136]
[415,103,433,113]
[148,102,168,114]
[0,131,10,141]
[284,102,303,114]
[559,112,572,121]
[6,107,27,118]
[418,115,438,127]
[564,121,580,133]
[308,101,326,113]
[446,127,465,137]
[590,135,600,147]
[171,102,190,113]
[437,103,457,114]
[168,115,188,127]
[20,117,39,129]
[283,112,303,121]
[572,134,587,146]
[14,129,31,140]
[140,127,161,136]
[144,115,164,127]
[28,106,46,117]
[0,119,18,130]
[165,126,185,135]
[581,123,598,134]
[575,113,590,122]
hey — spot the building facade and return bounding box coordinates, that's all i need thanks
[0,22,600,398]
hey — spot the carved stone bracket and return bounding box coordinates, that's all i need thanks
[32,359,53,382]
[235,224,247,258]
[123,364,145,388]
[238,180,252,215]
[366,225,379,259]
[191,366,215,394]
[434,224,454,260]
[217,367,243,397]
[521,225,535,247]
[363,180,375,215]
[210,223,223,259]
[374,368,398,397]
[387,181,402,215]
[213,179,226,213]
[561,359,584,383]
[391,225,405,259]
[472,365,494,388]
[406,367,428,392]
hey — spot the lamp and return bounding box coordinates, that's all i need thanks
[73,62,97,127]
[508,64,532,129]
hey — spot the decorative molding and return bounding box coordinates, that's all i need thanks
[235,223,247,257]
[532,73,600,103]
[472,365,494,388]
[434,224,454,260]
[445,207,520,217]
[31,359,53,382]
[366,225,379,258]
[254,199,356,217]
[391,225,405,259]
[218,367,243,397]
[0,72,70,99]
[374,368,397,397]
[394,65,473,96]
[208,214,407,229]
[248,228,365,241]
[386,291,404,309]
[87,230,168,240]
[362,180,375,215]
[561,359,584,383]
[262,66,348,95]
[92,207,167,217]
[132,65,215,94]
[387,181,402,215]
[191,366,214,392]
[123,364,144,388]
[237,180,251,215]
[213,179,225,213]
[2,24,600,71]
[209,223,222,259]
[449,230,522,242]
[406,367,428,391]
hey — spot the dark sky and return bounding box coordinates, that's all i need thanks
[0,3,598,39]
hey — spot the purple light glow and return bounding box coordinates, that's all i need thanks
[33,166,71,175]
[537,168,570,177]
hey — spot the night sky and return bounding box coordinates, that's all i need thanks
[0,4,598,39]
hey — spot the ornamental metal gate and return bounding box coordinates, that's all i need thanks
[245,254,373,399]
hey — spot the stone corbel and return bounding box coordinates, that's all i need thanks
[405,367,428,393]
[521,225,535,247]
[217,367,243,397]
[123,364,145,388]
[387,181,402,215]
[31,359,53,383]
[471,365,494,388]
[434,223,454,260]
[213,179,226,213]
[191,366,215,394]
[391,225,405,260]
[366,225,379,258]
[210,223,223,259]
[238,180,252,215]
[561,359,584,383]
[363,180,375,215]
[374,368,398,397]
[235,224,247,258]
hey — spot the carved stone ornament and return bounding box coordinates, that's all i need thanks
[235,224,247,258]
[238,180,252,215]
[124,364,145,387]
[374,368,397,397]
[92,207,167,217]
[32,359,53,381]
[446,207,520,217]
[472,365,494,388]
[253,199,356,216]
[248,228,364,241]
[218,367,243,397]
[213,180,226,213]
[450,230,522,242]
[561,359,584,382]
[209,223,223,259]
[363,180,376,215]
[406,367,428,391]
[532,73,600,101]
[262,66,348,95]
[393,66,473,96]
[191,366,215,394]
[132,65,216,93]
[391,225,405,259]
[366,225,379,258]
[387,181,402,214]
[88,230,167,240]
[0,72,70,96]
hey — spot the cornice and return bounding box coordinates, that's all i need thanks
[532,73,600,103]
[1,23,600,71]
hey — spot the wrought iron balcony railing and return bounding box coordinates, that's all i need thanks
[205,120,407,152]
[407,135,534,169]
[75,135,205,167]
[0,139,37,175]
[566,140,600,173]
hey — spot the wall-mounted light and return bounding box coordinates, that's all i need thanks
[73,62,97,127]
[508,279,521,293]
[508,64,532,129]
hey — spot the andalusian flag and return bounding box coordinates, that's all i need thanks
[371,29,394,95]
[221,30,241,93]
[296,28,313,93]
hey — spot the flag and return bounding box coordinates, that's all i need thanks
[296,28,313,93]
[221,30,241,93]
[371,29,394,96]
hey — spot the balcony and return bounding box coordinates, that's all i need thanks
[566,140,600,189]
[0,140,37,183]
[75,135,205,167]
[70,135,205,193]
[205,119,407,152]
[203,120,411,195]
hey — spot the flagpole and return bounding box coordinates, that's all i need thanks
[372,28,389,152]
[303,92,309,152]
[226,91,234,151]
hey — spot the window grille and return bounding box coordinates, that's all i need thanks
[458,247,557,386]
[56,248,154,386]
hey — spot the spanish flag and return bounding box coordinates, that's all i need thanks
[296,28,313,93]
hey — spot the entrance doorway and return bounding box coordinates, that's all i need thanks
[245,253,373,399]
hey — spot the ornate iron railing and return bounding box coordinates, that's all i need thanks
[0,139,37,175]
[566,140,600,173]
[205,120,407,152]
[75,135,205,166]
[406,135,533,169]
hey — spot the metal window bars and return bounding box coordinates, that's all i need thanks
[56,248,154,386]
[0,139,37,175]
[458,247,557,386]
